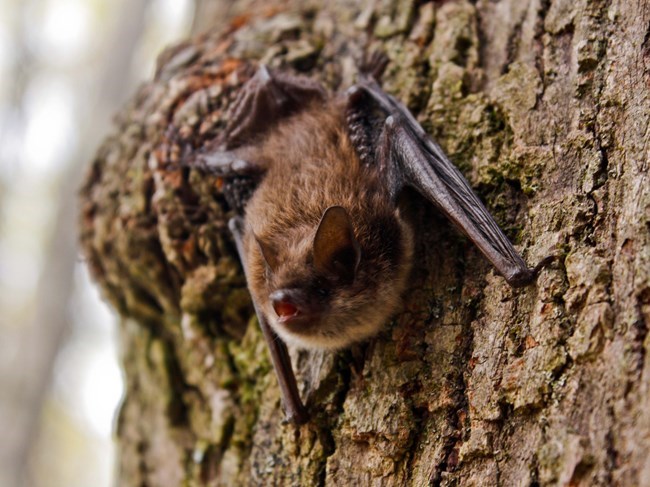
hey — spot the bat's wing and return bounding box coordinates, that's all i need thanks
[222,65,327,150]
[346,77,539,287]
[192,66,325,422]
[228,217,308,424]
[190,65,327,214]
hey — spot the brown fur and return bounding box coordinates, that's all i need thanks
[242,99,414,350]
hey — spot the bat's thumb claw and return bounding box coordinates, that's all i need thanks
[506,269,537,287]
[506,255,559,287]
[532,254,560,276]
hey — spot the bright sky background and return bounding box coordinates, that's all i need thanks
[0,0,193,485]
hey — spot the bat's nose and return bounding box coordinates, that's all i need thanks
[270,289,322,323]
[271,290,300,320]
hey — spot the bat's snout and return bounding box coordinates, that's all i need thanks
[270,289,323,326]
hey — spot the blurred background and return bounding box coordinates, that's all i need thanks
[0,0,195,485]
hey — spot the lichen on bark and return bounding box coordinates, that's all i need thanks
[80,0,650,485]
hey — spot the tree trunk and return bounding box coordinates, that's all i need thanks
[79,0,650,485]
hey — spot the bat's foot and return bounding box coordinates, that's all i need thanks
[361,51,389,81]
[222,64,326,149]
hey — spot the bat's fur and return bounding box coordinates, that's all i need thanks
[190,61,551,420]
[243,101,414,349]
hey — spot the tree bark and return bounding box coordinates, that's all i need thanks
[79,0,650,485]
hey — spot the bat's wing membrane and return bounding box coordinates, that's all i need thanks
[193,64,327,174]
[223,65,327,149]
[228,217,308,424]
[191,65,327,215]
[351,78,536,287]
[194,66,326,422]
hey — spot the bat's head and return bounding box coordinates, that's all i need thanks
[246,205,413,350]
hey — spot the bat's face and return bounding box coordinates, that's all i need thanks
[246,205,414,350]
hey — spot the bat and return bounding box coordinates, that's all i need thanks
[190,54,553,424]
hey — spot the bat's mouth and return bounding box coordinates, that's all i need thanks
[278,313,317,327]
[273,304,320,326]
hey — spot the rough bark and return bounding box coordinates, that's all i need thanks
[79,0,650,485]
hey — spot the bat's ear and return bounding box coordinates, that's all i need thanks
[254,235,279,272]
[313,206,361,282]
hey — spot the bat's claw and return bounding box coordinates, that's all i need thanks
[507,255,559,287]
[532,254,560,276]
[362,51,390,81]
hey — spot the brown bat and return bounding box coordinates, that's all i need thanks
[192,55,552,423]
